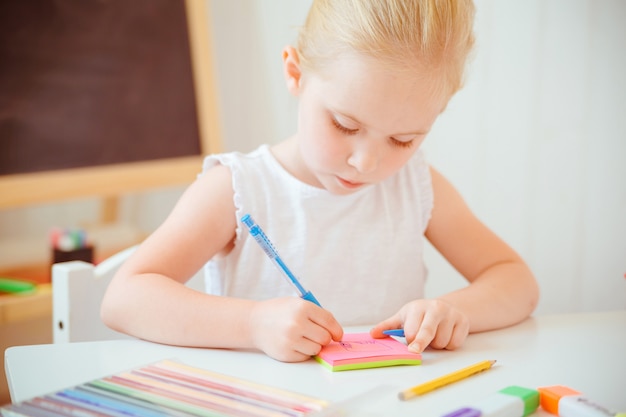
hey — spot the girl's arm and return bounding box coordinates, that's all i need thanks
[100,164,342,362]
[425,166,539,330]
[371,166,539,352]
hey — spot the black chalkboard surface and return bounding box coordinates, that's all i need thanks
[0,0,220,208]
[0,0,201,175]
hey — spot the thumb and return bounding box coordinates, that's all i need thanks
[312,308,344,342]
[370,315,403,339]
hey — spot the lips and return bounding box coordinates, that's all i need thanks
[336,176,365,189]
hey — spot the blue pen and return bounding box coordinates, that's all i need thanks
[383,329,405,337]
[241,214,321,307]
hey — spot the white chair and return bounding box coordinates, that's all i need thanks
[51,246,205,343]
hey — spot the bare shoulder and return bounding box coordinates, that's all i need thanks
[170,162,237,245]
[426,166,522,281]
[125,162,238,281]
[427,166,470,220]
[426,166,479,244]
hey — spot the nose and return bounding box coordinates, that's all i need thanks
[347,140,379,174]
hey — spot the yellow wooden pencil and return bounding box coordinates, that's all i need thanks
[398,359,496,401]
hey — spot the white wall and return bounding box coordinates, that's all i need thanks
[422,0,626,314]
[208,0,309,152]
[1,0,624,314]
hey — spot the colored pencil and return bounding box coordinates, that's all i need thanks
[398,360,496,401]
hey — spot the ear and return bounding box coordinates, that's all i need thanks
[282,46,302,96]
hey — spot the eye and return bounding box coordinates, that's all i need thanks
[331,118,359,135]
[388,137,415,149]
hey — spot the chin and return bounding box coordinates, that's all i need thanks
[327,181,368,195]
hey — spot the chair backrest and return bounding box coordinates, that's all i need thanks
[51,246,205,343]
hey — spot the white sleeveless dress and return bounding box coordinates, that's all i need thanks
[201,145,433,326]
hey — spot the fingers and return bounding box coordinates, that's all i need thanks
[286,304,343,359]
[292,334,328,357]
[371,299,470,354]
[408,309,470,353]
[256,296,472,362]
[408,311,438,353]
[369,315,404,338]
[310,307,344,342]
[252,297,343,362]
[446,320,470,350]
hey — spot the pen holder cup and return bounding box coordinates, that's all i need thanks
[52,245,94,265]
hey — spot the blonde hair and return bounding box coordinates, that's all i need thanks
[297,0,475,98]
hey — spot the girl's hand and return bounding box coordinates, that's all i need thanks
[370,299,470,353]
[249,297,344,362]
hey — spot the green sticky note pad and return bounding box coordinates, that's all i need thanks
[314,332,422,372]
[0,278,36,294]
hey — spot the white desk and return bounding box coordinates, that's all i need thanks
[5,311,626,416]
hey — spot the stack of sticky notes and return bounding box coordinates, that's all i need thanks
[314,332,422,372]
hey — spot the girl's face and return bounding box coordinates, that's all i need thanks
[285,49,449,195]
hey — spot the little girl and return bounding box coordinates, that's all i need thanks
[102,0,539,362]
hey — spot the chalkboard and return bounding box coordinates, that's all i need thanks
[0,0,221,207]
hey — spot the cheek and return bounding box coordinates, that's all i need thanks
[302,131,344,171]
[384,149,417,174]
[299,115,346,168]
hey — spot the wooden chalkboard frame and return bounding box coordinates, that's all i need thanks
[0,0,221,208]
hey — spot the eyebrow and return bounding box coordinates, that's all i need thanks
[333,110,430,137]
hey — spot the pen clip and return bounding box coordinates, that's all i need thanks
[241,214,322,307]
[301,291,321,306]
